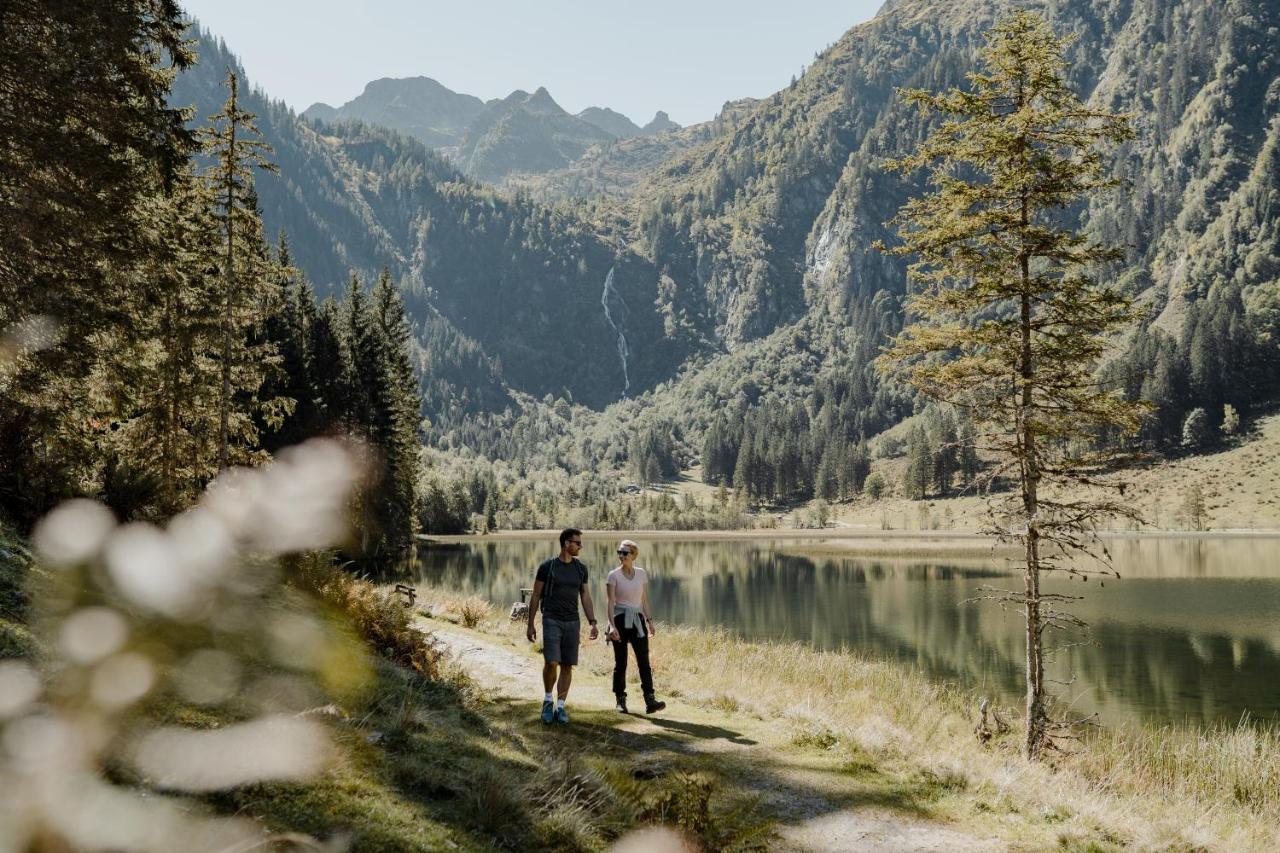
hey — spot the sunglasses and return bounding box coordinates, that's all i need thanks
[567,540,583,546]
[616,549,631,556]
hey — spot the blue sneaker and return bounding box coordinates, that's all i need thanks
[553,705,569,725]
[541,700,555,724]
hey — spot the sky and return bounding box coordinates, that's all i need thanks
[179,1,885,126]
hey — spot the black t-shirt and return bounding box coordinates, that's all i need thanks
[536,557,587,621]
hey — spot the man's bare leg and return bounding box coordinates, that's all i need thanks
[557,665,573,700]
[543,662,558,694]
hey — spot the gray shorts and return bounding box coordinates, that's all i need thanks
[542,617,581,666]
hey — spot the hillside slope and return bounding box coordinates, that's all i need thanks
[171,33,705,410]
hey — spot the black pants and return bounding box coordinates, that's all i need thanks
[610,614,655,700]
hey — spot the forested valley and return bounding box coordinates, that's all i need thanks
[271,0,1280,534]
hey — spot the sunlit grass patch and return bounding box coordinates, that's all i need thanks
[396,582,1280,850]
[200,662,491,851]
[1072,719,1280,822]
[789,719,840,750]
[417,590,496,629]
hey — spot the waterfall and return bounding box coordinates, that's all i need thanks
[600,265,630,396]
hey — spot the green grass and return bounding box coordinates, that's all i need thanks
[202,665,492,851]
[443,606,1280,852]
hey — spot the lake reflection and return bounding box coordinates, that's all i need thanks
[415,536,1280,727]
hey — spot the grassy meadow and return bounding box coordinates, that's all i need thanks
[418,586,1280,852]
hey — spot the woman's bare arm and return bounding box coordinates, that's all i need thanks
[605,576,618,637]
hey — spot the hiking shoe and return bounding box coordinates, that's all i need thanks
[553,706,570,725]
[541,700,555,724]
[616,697,629,714]
[644,697,666,715]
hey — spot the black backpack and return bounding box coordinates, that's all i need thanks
[541,557,586,606]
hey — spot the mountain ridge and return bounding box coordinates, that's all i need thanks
[302,75,682,182]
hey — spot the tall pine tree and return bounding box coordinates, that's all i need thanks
[204,71,285,471]
[878,12,1144,759]
[368,269,423,559]
[117,165,225,515]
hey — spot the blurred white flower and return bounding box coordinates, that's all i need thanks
[202,466,264,543]
[0,662,41,719]
[42,772,260,853]
[248,439,358,553]
[5,437,363,852]
[91,653,155,711]
[167,508,235,582]
[2,713,86,773]
[132,715,330,791]
[103,523,200,617]
[268,612,327,671]
[59,607,129,665]
[202,439,357,555]
[31,500,116,568]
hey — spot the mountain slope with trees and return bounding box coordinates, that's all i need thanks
[178,0,1280,512]
[598,0,1280,489]
[171,34,705,412]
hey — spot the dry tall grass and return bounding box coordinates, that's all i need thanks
[621,626,1279,850]
[293,555,444,679]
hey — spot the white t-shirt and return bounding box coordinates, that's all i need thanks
[607,565,647,609]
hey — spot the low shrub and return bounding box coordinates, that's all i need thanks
[457,596,492,629]
[292,555,444,680]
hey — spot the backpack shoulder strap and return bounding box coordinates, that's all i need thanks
[540,558,554,602]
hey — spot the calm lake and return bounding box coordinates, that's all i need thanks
[415,535,1280,728]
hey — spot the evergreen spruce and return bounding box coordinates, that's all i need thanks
[903,426,931,501]
[0,0,195,522]
[259,233,315,452]
[877,12,1144,758]
[368,269,424,559]
[204,71,284,471]
[309,297,357,432]
[122,165,225,515]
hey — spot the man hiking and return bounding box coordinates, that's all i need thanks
[526,528,599,724]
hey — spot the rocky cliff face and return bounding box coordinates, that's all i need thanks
[622,0,1280,357]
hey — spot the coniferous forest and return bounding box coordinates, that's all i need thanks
[1,2,421,564]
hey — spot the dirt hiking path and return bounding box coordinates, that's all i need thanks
[429,622,1004,852]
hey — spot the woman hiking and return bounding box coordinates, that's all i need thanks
[604,539,666,715]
